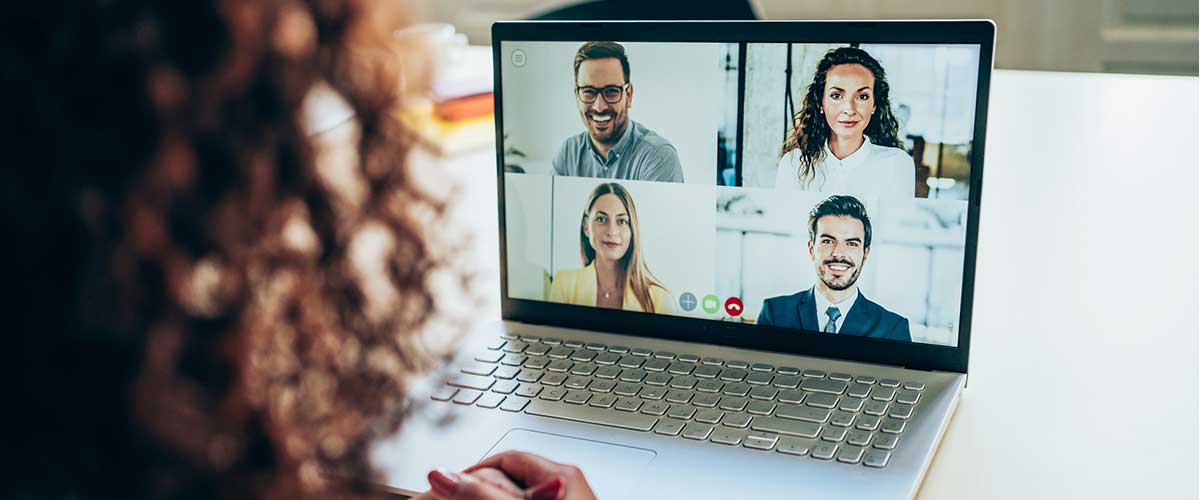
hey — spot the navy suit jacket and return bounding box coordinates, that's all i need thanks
[756,288,911,342]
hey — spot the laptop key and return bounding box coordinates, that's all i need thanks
[643,359,671,372]
[746,372,774,386]
[540,373,568,386]
[594,366,621,379]
[846,429,872,447]
[594,353,621,366]
[778,390,806,404]
[829,373,853,382]
[811,442,838,460]
[653,351,676,360]
[692,394,720,408]
[607,345,630,354]
[863,449,892,468]
[499,397,529,412]
[619,369,647,383]
[569,363,598,376]
[500,354,527,366]
[590,390,619,407]
[667,362,695,375]
[545,360,573,373]
[453,389,482,405]
[695,379,724,393]
[721,412,753,429]
[682,423,714,440]
[902,381,925,391]
[630,347,653,357]
[519,335,541,343]
[525,344,551,357]
[855,415,881,431]
[588,380,616,393]
[539,387,567,401]
[695,409,724,424]
[546,347,573,359]
[667,405,697,420]
[776,437,814,456]
[614,383,641,397]
[585,342,607,351]
[614,397,642,412]
[726,360,750,369]
[855,375,878,385]
[805,393,839,409]
[821,426,848,442]
[449,373,495,391]
[541,337,562,345]
[515,370,543,383]
[873,434,899,450]
[863,400,888,416]
[839,397,866,413]
[776,366,801,376]
[722,383,752,397]
[564,376,590,390]
[751,363,775,372]
[709,429,744,446]
[644,373,673,386]
[889,404,915,419]
[718,397,749,412]
[773,375,802,389]
[669,376,698,390]
[879,379,901,388]
[640,401,670,416]
[847,383,872,398]
[800,378,847,395]
[694,365,721,379]
[639,387,668,400]
[719,368,749,382]
[523,357,550,370]
[431,386,457,401]
[881,418,907,434]
[562,339,584,348]
[749,386,779,401]
[802,369,827,378]
[525,400,658,432]
[776,404,830,424]
[653,419,685,436]
[618,355,645,369]
[492,380,519,394]
[475,351,504,363]
[677,354,701,363]
[488,339,508,350]
[746,400,776,416]
[665,390,694,404]
[836,445,866,464]
[502,341,530,353]
[514,383,542,398]
[751,417,821,438]
[872,387,897,402]
[744,432,779,451]
[700,357,724,366]
[896,390,921,405]
[570,350,596,362]
[563,390,592,405]
[829,411,855,428]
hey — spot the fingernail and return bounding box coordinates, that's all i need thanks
[527,476,565,500]
[428,469,459,497]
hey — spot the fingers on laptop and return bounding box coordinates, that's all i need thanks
[467,451,596,500]
[422,469,523,500]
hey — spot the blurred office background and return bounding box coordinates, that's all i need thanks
[408,0,1198,76]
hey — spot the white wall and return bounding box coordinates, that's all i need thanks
[550,177,716,317]
[504,173,553,301]
[500,41,724,184]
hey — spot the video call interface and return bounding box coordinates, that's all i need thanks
[501,40,982,347]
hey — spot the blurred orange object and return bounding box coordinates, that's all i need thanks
[435,92,494,121]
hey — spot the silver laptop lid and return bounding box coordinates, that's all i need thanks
[492,21,995,374]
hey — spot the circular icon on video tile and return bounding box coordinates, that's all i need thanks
[724,297,744,317]
[701,294,721,314]
[678,292,698,312]
[511,49,527,67]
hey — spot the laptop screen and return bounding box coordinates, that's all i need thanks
[499,40,982,347]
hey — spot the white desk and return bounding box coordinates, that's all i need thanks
[436,69,1200,499]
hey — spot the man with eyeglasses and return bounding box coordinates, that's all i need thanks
[552,42,684,182]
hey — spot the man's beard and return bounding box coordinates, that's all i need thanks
[818,258,861,291]
[588,111,627,144]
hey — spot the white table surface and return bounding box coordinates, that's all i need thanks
[439,68,1200,499]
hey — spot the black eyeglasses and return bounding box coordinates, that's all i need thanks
[575,83,629,104]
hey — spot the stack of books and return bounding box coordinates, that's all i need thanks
[400,45,495,156]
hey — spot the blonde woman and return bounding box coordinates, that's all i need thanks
[549,183,674,314]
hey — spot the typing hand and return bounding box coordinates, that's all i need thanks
[413,465,563,500]
[465,451,597,500]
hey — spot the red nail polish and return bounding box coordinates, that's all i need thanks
[428,469,459,497]
[528,476,565,500]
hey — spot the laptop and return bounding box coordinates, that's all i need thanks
[374,20,994,499]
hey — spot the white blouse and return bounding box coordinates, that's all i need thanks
[774,136,915,199]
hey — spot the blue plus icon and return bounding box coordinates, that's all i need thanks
[678,292,698,312]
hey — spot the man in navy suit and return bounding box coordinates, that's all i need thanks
[757,195,911,342]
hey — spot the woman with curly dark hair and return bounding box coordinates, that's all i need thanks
[1,1,593,499]
[776,47,915,199]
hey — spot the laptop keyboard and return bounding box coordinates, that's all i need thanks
[430,334,926,468]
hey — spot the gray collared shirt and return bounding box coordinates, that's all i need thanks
[552,120,684,182]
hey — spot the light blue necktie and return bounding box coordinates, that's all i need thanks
[824,306,842,333]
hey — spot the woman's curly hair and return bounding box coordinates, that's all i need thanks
[780,46,903,185]
[3,1,476,498]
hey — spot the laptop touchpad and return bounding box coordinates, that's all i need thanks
[481,429,656,498]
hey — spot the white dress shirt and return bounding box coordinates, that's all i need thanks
[813,288,859,334]
[774,136,915,199]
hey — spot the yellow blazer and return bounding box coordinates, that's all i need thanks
[548,264,675,314]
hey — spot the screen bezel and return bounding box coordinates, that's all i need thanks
[492,20,994,374]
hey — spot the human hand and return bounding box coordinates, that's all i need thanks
[464,451,597,500]
[411,466,564,500]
